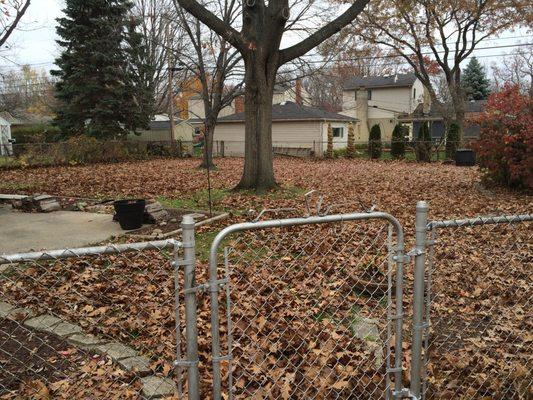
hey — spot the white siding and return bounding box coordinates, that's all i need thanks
[367,87,411,119]
[187,98,235,119]
[214,121,324,156]
[341,90,357,117]
[411,79,425,112]
[321,122,350,150]
[0,117,12,156]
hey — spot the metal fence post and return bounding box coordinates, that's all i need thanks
[181,215,200,400]
[410,201,428,398]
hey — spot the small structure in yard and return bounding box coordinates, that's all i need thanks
[0,116,13,156]
[129,114,195,143]
[215,101,357,157]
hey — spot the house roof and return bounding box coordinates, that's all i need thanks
[217,102,357,123]
[343,73,417,90]
[148,117,188,130]
[398,100,487,122]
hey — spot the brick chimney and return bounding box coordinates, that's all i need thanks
[235,95,244,113]
[295,79,303,105]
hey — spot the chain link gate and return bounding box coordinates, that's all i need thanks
[197,210,409,400]
[409,202,533,400]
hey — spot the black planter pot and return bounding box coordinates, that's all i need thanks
[455,149,476,166]
[113,199,146,230]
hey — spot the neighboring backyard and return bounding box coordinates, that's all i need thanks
[0,157,530,399]
[1,157,529,223]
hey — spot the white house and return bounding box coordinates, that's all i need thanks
[0,116,13,156]
[214,101,357,157]
[340,73,427,141]
[185,80,308,122]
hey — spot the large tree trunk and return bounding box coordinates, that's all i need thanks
[235,55,279,193]
[198,117,216,169]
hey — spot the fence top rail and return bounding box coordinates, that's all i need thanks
[209,211,404,267]
[427,214,533,230]
[0,239,180,265]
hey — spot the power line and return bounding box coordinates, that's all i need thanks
[0,34,531,72]
[292,42,533,65]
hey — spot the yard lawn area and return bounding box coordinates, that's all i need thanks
[0,157,529,226]
[0,158,530,398]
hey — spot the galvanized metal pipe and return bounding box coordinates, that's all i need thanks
[410,201,429,397]
[208,211,405,400]
[428,214,532,229]
[182,215,200,400]
[0,239,179,265]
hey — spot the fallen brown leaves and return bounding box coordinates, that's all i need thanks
[0,318,142,400]
[0,158,531,398]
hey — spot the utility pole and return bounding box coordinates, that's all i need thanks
[166,22,176,142]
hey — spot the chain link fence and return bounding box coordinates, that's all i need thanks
[1,139,467,170]
[0,238,194,399]
[1,204,531,399]
[410,210,532,399]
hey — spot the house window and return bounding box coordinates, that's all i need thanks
[367,89,372,100]
[332,127,344,138]
[413,88,417,99]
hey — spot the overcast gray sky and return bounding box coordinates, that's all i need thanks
[0,0,529,76]
[0,0,63,74]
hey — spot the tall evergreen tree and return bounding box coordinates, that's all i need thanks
[461,57,491,101]
[52,0,151,139]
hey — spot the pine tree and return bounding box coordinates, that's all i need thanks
[368,124,382,159]
[123,16,155,133]
[445,122,460,159]
[416,122,432,162]
[461,57,491,101]
[390,123,406,159]
[52,0,150,139]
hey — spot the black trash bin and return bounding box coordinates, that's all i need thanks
[113,199,146,230]
[455,149,476,166]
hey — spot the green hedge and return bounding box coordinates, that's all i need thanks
[11,124,62,144]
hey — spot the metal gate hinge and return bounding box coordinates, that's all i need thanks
[171,259,191,268]
[392,388,419,399]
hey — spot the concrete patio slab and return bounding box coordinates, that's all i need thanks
[0,205,124,254]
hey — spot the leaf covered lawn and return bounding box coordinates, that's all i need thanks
[0,158,530,398]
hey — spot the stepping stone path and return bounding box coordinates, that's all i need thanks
[0,300,177,398]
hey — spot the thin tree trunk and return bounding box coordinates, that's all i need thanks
[235,56,278,193]
[198,117,216,169]
[449,75,466,144]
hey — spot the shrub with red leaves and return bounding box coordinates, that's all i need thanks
[472,84,533,189]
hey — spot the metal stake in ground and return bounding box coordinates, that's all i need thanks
[204,124,213,217]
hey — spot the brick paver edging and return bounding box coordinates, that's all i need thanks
[0,300,177,399]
